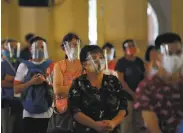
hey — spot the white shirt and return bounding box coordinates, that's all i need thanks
[14,62,53,118]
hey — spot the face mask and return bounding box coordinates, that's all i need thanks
[149,67,158,76]
[69,48,78,61]
[88,59,105,73]
[2,49,10,58]
[107,54,114,61]
[126,47,137,55]
[162,55,183,74]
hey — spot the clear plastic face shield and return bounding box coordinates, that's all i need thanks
[124,41,139,55]
[63,40,80,62]
[159,43,183,75]
[1,42,20,60]
[86,52,106,73]
[104,48,115,61]
[31,40,49,60]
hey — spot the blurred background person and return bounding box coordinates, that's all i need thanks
[134,32,183,133]
[1,39,23,133]
[144,45,158,77]
[69,45,127,133]
[20,33,35,60]
[50,33,82,131]
[102,42,117,76]
[115,39,147,133]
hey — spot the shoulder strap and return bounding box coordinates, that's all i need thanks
[39,60,53,71]
[22,60,36,69]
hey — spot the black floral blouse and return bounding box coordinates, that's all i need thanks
[69,74,128,133]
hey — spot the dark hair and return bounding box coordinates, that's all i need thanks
[155,32,182,49]
[80,45,103,64]
[122,39,135,50]
[102,42,116,58]
[29,36,47,45]
[61,33,80,59]
[1,38,17,45]
[25,33,35,43]
[145,45,155,61]
[61,33,79,49]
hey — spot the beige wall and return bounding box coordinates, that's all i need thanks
[1,0,88,61]
[97,0,148,58]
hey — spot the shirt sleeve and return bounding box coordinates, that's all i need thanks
[113,76,128,115]
[139,58,145,73]
[14,63,28,83]
[68,78,82,115]
[1,61,6,79]
[133,80,155,111]
[115,59,125,73]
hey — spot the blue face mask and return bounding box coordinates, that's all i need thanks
[2,50,10,58]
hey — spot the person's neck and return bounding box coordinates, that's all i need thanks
[32,59,45,63]
[125,55,136,61]
[87,72,103,82]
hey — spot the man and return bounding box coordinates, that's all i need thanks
[134,32,183,133]
[20,33,35,60]
[115,39,146,133]
[14,36,54,133]
[1,39,23,133]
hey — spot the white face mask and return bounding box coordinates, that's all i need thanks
[69,48,78,61]
[149,67,158,76]
[88,59,106,73]
[107,54,114,61]
[162,55,183,74]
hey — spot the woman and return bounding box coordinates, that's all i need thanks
[102,42,116,70]
[53,33,82,113]
[144,45,157,77]
[69,45,128,133]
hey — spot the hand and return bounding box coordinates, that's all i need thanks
[129,91,135,100]
[102,120,116,132]
[30,74,45,85]
[94,121,111,133]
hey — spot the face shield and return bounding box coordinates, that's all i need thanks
[104,48,115,61]
[2,41,21,59]
[63,40,80,62]
[86,52,105,73]
[160,43,183,74]
[124,41,139,55]
[31,41,49,60]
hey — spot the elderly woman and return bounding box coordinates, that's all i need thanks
[69,45,128,133]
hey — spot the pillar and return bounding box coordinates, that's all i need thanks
[171,0,183,40]
[97,0,148,58]
[53,0,88,60]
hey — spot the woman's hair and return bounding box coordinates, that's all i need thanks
[145,45,155,62]
[29,36,46,45]
[80,45,103,65]
[61,33,79,49]
[61,33,80,59]
[102,42,116,58]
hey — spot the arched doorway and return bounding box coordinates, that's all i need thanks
[147,3,159,45]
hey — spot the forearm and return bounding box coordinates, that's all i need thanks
[1,80,13,88]
[112,110,126,127]
[54,85,70,95]
[147,126,162,133]
[74,112,97,130]
[14,81,33,94]
[120,80,134,95]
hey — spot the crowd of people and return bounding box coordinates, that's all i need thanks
[1,32,183,133]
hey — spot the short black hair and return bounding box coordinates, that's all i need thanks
[145,45,155,61]
[30,36,46,45]
[61,32,79,49]
[122,39,135,50]
[80,45,103,64]
[155,32,182,49]
[25,33,35,42]
[102,42,116,58]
